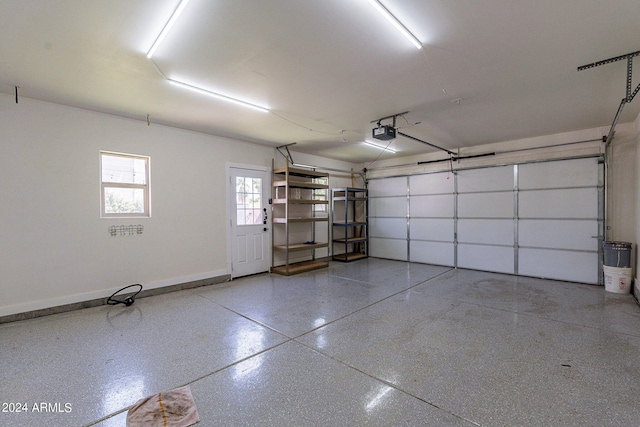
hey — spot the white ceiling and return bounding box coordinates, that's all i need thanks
[2,0,639,163]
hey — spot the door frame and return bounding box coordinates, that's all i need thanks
[225,162,272,278]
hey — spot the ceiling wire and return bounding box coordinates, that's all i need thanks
[269,111,351,136]
[362,139,396,171]
[418,45,460,104]
[395,113,420,129]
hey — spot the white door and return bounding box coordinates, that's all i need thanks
[228,165,271,278]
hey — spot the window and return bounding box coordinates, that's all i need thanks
[101,152,150,217]
[235,176,262,225]
[313,177,328,214]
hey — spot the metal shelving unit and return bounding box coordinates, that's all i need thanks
[331,187,368,262]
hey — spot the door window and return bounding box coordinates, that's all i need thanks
[236,177,262,225]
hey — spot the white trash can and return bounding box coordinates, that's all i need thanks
[603,265,633,294]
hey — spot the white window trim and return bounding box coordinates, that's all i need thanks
[100,151,150,218]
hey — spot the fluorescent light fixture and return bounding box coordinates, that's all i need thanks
[366,0,422,49]
[169,79,270,113]
[364,140,396,153]
[147,0,192,59]
[293,163,318,169]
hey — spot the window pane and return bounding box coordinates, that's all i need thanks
[104,187,145,214]
[250,193,260,209]
[250,178,261,209]
[102,154,147,184]
[250,209,261,224]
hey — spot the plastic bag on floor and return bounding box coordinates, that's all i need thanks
[126,385,200,427]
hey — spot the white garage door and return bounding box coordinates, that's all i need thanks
[367,157,602,284]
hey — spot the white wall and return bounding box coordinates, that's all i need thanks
[607,121,637,245]
[634,113,640,291]
[0,94,277,316]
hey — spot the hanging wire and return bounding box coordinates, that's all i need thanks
[362,139,396,171]
[419,47,461,105]
[396,113,420,129]
[269,111,352,136]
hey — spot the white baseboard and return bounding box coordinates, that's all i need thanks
[0,269,228,318]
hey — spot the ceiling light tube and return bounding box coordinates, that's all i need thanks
[292,163,317,169]
[147,0,192,59]
[366,0,422,49]
[168,79,270,113]
[364,140,396,153]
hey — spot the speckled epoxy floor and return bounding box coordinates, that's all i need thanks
[1,259,640,426]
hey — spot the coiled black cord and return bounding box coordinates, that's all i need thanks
[107,284,143,306]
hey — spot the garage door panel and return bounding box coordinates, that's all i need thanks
[410,173,453,195]
[458,219,514,245]
[519,158,599,189]
[519,220,599,251]
[410,194,455,217]
[410,218,454,242]
[369,196,406,217]
[457,166,513,192]
[370,217,406,239]
[370,238,407,261]
[519,248,598,284]
[368,177,407,197]
[458,192,513,218]
[519,188,598,219]
[458,244,514,274]
[410,241,454,266]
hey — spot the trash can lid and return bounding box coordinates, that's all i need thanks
[603,241,632,248]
